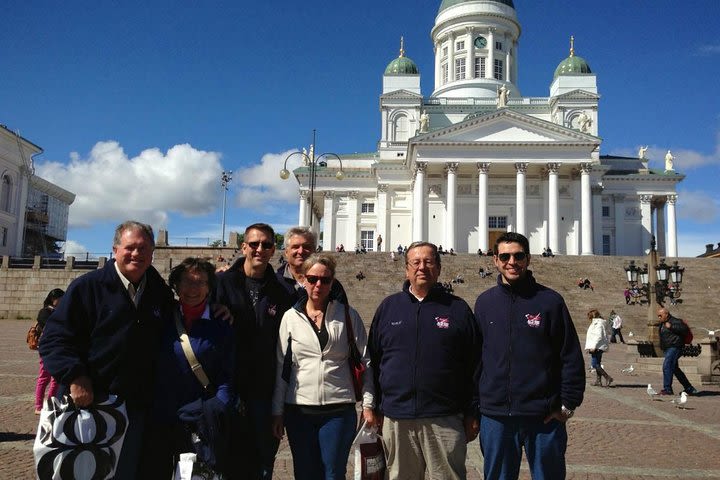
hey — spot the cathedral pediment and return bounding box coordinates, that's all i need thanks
[552,89,600,101]
[380,89,423,100]
[411,109,597,146]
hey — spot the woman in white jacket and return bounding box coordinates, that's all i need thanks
[585,309,613,387]
[271,253,374,480]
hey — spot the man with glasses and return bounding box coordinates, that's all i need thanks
[367,242,479,479]
[215,223,292,480]
[277,226,348,304]
[473,232,585,480]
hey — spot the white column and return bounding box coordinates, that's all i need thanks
[466,28,474,80]
[505,47,511,82]
[445,163,458,250]
[656,201,667,256]
[487,28,495,79]
[377,185,389,252]
[666,194,678,257]
[448,33,455,82]
[547,163,560,253]
[323,192,335,252]
[580,163,593,255]
[477,163,490,253]
[298,190,308,226]
[640,194,653,254]
[434,41,441,90]
[592,186,603,255]
[613,194,625,256]
[515,163,527,236]
[412,162,427,241]
[347,191,359,250]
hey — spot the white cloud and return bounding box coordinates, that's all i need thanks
[233,150,303,212]
[60,239,88,255]
[696,44,720,56]
[36,141,224,228]
[677,190,719,224]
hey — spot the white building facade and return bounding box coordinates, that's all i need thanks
[290,0,683,256]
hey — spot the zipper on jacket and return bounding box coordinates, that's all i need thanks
[414,301,420,416]
[507,290,515,416]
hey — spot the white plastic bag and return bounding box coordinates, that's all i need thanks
[173,451,223,480]
[351,420,386,480]
[33,394,127,480]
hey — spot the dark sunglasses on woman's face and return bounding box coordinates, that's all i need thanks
[247,241,274,250]
[306,275,333,285]
[497,251,527,262]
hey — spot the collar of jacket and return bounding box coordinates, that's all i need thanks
[401,280,447,301]
[496,270,538,297]
[226,256,276,284]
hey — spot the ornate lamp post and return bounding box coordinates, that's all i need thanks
[280,129,345,227]
[220,171,232,246]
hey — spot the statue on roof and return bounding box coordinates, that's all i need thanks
[638,146,648,160]
[665,150,675,172]
[577,111,592,133]
[419,110,430,133]
[497,84,509,108]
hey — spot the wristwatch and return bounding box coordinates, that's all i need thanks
[561,405,575,419]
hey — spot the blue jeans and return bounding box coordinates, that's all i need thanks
[479,414,567,480]
[590,351,603,370]
[662,347,692,393]
[246,399,280,479]
[284,405,357,480]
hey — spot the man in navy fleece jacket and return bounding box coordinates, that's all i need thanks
[473,232,585,480]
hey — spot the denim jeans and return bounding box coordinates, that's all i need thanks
[246,399,280,480]
[479,414,567,480]
[662,347,692,393]
[589,351,603,370]
[284,405,357,480]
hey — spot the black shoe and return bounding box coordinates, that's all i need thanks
[684,387,698,395]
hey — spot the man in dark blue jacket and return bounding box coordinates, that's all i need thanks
[657,307,697,395]
[214,223,292,480]
[40,221,175,480]
[473,232,585,480]
[368,241,479,479]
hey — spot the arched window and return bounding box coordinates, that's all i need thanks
[1,175,12,213]
[393,115,409,142]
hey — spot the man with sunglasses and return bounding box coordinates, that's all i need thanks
[368,242,479,479]
[473,232,585,480]
[215,223,292,480]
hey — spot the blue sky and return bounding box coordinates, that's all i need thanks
[2,1,719,257]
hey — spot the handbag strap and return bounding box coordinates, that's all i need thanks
[173,308,211,390]
[343,303,360,357]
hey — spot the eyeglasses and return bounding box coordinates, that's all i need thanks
[497,252,527,262]
[247,241,274,250]
[305,275,333,285]
[180,279,209,288]
[408,260,436,269]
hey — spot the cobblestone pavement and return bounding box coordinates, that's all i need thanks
[3,319,719,479]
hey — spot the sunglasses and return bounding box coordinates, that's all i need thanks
[306,275,333,285]
[247,241,274,250]
[497,252,527,262]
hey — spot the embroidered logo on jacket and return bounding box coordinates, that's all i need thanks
[267,304,277,317]
[435,316,450,329]
[525,313,542,328]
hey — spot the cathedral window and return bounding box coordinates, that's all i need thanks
[360,230,375,251]
[602,206,610,217]
[493,59,504,80]
[456,40,465,51]
[455,58,466,80]
[495,41,503,51]
[488,216,507,229]
[474,57,486,78]
[1,175,12,213]
[361,203,375,214]
[393,115,409,142]
[442,46,448,57]
[441,63,448,84]
[602,234,611,255]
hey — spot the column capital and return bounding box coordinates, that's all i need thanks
[477,162,491,174]
[514,162,528,174]
[445,162,459,174]
[591,185,604,195]
[323,191,334,199]
[377,183,389,193]
[639,194,653,204]
[348,191,359,199]
[299,190,309,199]
[666,194,678,204]
[465,26,474,35]
[415,161,428,173]
[580,162,593,174]
[546,162,561,174]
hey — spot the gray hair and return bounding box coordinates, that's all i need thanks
[284,226,317,250]
[113,220,155,247]
[405,241,441,268]
[301,253,336,277]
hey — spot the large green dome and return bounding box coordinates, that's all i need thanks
[553,54,592,78]
[385,56,419,75]
[438,0,515,14]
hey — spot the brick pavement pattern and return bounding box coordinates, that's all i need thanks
[3,319,719,479]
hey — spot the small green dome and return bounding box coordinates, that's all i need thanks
[553,55,592,78]
[438,0,515,14]
[385,56,419,75]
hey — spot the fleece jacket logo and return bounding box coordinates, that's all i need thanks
[435,316,450,329]
[525,313,542,328]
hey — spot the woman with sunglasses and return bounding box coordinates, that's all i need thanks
[271,253,374,480]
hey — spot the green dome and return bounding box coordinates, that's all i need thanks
[554,55,592,78]
[385,56,419,75]
[438,0,515,14]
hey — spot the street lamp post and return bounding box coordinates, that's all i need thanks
[280,129,345,227]
[220,171,232,246]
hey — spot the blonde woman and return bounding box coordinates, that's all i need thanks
[585,309,613,387]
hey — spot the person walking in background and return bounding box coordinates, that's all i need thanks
[33,288,64,414]
[473,232,585,480]
[272,254,374,480]
[657,307,698,396]
[368,242,479,480]
[585,309,613,387]
[609,310,625,343]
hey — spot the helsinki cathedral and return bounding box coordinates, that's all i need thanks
[288,0,683,256]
